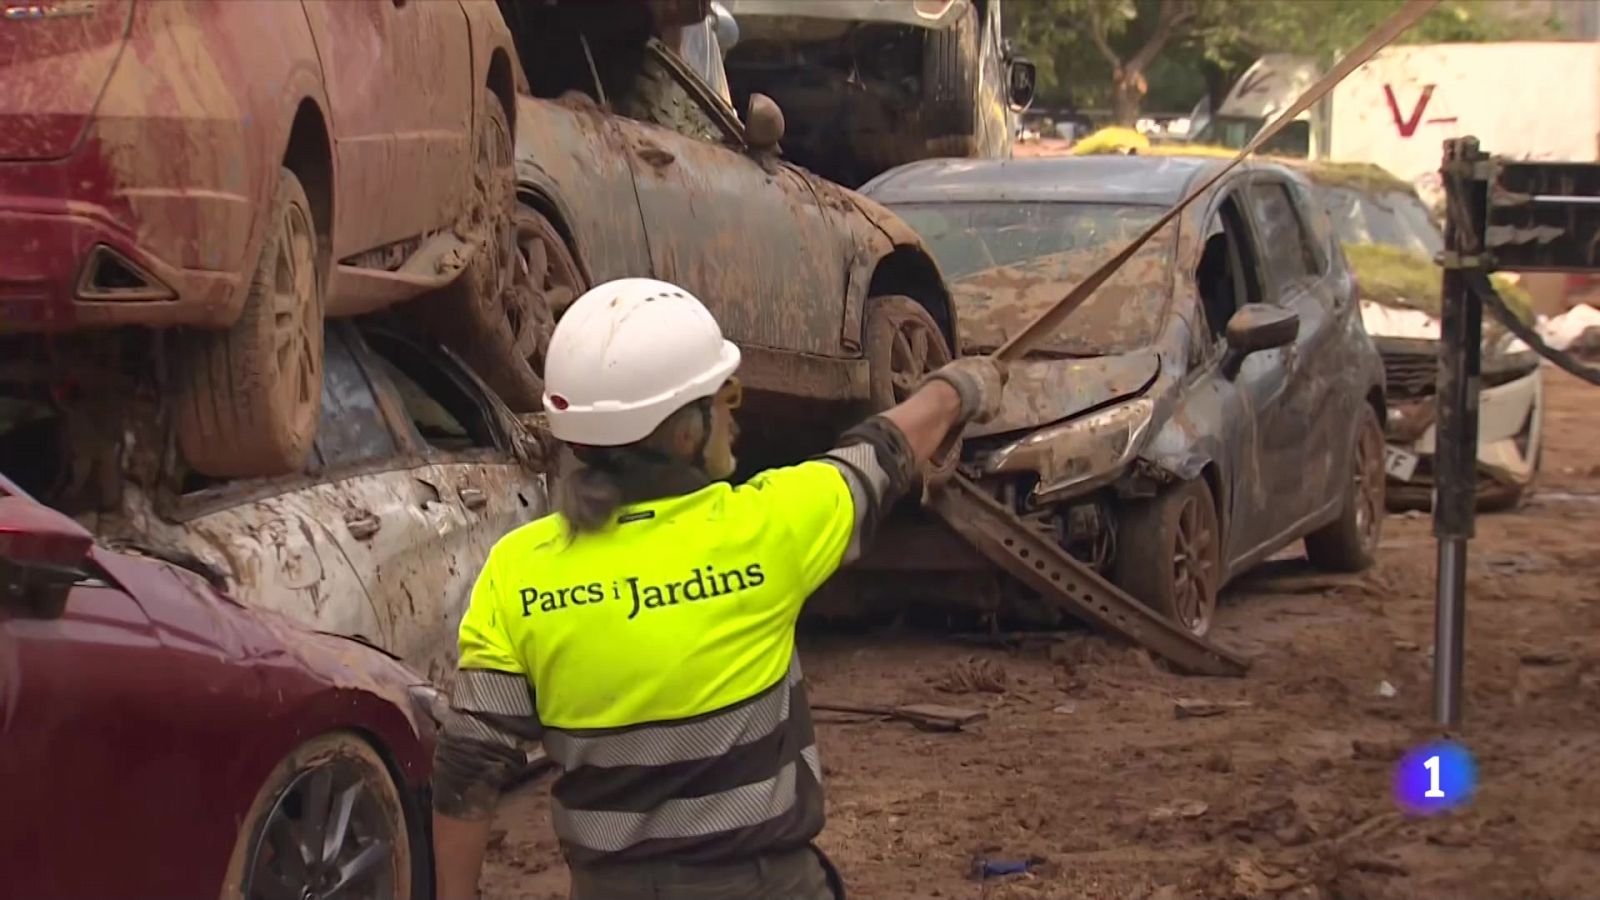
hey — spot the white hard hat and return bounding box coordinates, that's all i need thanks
[542,278,741,446]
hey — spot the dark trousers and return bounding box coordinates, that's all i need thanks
[569,844,844,900]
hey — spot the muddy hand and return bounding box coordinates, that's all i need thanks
[924,357,1009,425]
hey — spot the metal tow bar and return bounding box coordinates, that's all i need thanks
[927,474,1250,677]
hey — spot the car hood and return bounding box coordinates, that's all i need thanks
[1360,300,1538,373]
[967,349,1162,437]
[949,242,1171,359]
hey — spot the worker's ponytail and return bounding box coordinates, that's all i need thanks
[553,448,625,535]
[551,406,715,535]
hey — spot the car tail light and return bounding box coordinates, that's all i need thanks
[0,496,94,570]
[0,0,135,161]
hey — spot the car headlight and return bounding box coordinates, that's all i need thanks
[982,398,1155,500]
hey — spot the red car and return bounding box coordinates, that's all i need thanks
[0,471,439,900]
[0,0,524,481]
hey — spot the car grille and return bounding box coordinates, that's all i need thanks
[1381,351,1436,399]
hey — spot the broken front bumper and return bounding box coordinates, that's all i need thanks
[1383,363,1544,489]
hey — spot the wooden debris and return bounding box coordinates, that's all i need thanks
[812,701,988,732]
[1173,697,1254,719]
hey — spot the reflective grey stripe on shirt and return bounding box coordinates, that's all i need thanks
[551,750,819,853]
[451,668,535,716]
[543,657,802,771]
[819,442,890,565]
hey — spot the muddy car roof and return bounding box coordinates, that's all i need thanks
[861,155,1227,206]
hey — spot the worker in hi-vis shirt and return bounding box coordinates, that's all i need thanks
[431,277,1007,899]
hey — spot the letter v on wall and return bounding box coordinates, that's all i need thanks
[1384,83,1436,138]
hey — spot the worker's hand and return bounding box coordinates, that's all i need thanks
[923,357,1009,425]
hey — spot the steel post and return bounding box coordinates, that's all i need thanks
[1433,137,1488,728]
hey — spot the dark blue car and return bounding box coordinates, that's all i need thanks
[861,154,1388,636]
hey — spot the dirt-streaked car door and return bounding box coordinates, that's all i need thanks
[611,41,850,355]
[302,0,474,254]
[513,96,654,287]
[120,327,407,660]
[350,329,547,682]
[1243,174,1345,525]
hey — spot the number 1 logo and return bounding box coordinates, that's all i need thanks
[1395,741,1475,813]
[1423,754,1445,798]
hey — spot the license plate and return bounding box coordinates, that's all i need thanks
[1384,446,1420,482]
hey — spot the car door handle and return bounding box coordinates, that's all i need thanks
[635,142,676,168]
[459,487,488,511]
[344,510,380,541]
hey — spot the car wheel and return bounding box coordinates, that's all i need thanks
[220,733,413,900]
[864,295,957,481]
[177,167,324,478]
[1305,403,1386,572]
[1114,478,1222,637]
[427,95,580,412]
[922,2,980,150]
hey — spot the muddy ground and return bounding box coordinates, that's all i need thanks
[482,369,1600,900]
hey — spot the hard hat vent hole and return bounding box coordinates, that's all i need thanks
[550,395,570,410]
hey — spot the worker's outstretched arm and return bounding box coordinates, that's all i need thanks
[807,357,1007,570]
[884,357,1007,463]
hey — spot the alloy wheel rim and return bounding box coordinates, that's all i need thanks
[1354,419,1386,552]
[270,202,318,415]
[1172,494,1218,633]
[244,759,397,900]
[885,311,958,474]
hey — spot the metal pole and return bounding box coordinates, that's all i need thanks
[1433,138,1487,727]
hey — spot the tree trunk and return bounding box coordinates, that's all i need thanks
[1201,60,1230,118]
[1111,70,1146,126]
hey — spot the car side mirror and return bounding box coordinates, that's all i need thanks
[710,1,739,52]
[1221,304,1299,379]
[744,93,785,156]
[0,495,94,617]
[1008,59,1037,111]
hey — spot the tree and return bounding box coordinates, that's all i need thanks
[1084,0,1197,125]
[1009,0,1562,126]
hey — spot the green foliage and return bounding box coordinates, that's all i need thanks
[1343,241,1534,326]
[1008,0,1564,118]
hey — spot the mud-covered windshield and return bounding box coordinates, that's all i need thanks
[1317,185,1443,257]
[891,201,1175,356]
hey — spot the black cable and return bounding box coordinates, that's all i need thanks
[1467,271,1600,387]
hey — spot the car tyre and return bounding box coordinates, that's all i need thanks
[177,167,324,479]
[864,295,958,482]
[922,2,980,153]
[177,166,324,477]
[1306,403,1386,572]
[220,732,413,900]
[1114,478,1222,637]
[424,95,578,412]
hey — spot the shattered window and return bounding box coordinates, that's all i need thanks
[1247,181,1319,288]
[891,201,1174,355]
[312,329,398,471]
[362,334,497,455]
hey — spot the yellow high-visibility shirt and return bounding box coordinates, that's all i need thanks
[457,460,855,729]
